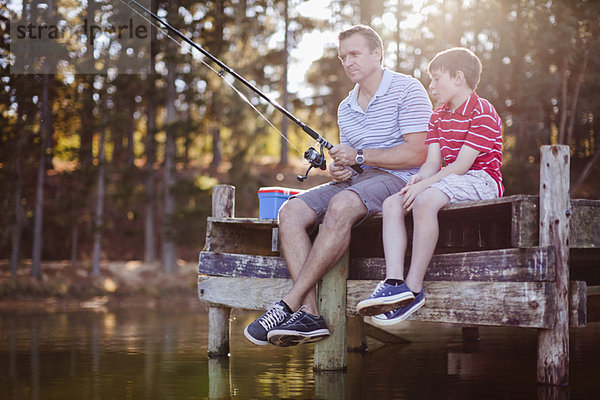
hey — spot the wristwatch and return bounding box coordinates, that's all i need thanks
[355,149,365,165]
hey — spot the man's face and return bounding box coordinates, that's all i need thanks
[338,33,381,84]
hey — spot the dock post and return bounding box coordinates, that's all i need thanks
[314,249,349,371]
[537,145,571,386]
[207,184,235,358]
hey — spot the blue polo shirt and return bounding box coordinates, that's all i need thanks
[337,68,432,182]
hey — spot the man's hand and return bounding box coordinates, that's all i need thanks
[329,144,357,166]
[329,161,353,181]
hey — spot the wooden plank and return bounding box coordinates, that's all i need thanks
[204,219,280,256]
[197,277,566,328]
[199,252,289,278]
[350,246,555,282]
[570,199,600,248]
[349,280,556,329]
[511,199,539,248]
[199,246,555,282]
[537,145,571,386]
[197,276,292,310]
[570,281,587,328]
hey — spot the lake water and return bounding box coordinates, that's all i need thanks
[1,307,599,399]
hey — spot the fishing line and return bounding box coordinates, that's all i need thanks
[117,0,302,154]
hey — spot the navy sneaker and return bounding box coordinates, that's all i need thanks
[356,280,415,316]
[370,289,425,327]
[267,306,331,347]
[244,301,292,345]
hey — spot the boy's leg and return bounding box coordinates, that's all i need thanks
[371,188,448,326]
[382,193,409,280]
[356,193,415,316]
[404,188,449,292]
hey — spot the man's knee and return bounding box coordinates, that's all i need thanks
[278,198,315,229]
[326,190,366,221]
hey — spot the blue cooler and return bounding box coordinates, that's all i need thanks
[258,187,303,219]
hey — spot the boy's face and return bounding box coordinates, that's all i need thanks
[428,68,461,105]
[338,33,381,84]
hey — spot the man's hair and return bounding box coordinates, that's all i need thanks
[428,47,482,90]
[338,25,384,64]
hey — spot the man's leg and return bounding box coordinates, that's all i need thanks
[281,189,367,315]
[278,198,318,310]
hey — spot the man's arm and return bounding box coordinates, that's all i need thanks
[330,131,427,170]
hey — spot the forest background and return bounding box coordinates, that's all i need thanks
[1,0,599,287]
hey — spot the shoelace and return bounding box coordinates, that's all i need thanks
[258,304,288,330]
[281,306,309,326]
[371,281,386,297]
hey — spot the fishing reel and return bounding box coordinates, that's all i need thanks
[297,144,327,182]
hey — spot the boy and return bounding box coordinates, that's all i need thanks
[355,47,503,326]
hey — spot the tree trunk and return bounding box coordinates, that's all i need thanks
[11,132,25,279]
[280,0,289,166]
[161,4,178,274]
[92,94,108,276]
[32,72,53,281]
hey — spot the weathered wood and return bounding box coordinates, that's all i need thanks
[347,317,367,352]
[207,184,234,358]
[197,276,584,328]
[198,276,292,310]
[570,199,600,248]
[212,185,235,218]
[350,280,557,328]
[537,145,571,386]
[199,246,556,282]
[208,307,230,357]
[314,250,349,372]
[570,281,587,328]
[204,218,279,256]
[351,246,556,282]
[199,252,290,278]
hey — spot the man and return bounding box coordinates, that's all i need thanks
[244,25,432,347]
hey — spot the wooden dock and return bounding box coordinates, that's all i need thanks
[198,145,600,386]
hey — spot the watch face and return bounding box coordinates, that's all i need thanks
[356,154,364,164]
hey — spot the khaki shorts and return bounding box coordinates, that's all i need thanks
[293,168,407,226]
[429,169,499,203]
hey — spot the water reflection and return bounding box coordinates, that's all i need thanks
[1,309,599,399]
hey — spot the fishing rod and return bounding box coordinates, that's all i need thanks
[123,0,363,181]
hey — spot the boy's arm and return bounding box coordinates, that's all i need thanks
[400,145,480,210]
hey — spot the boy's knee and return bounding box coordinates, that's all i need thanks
[382,194,403,215]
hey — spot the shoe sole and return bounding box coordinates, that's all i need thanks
[356,292,415,316]
[370,298,425,327]
[243,326,269,346]
[267,328,331,347]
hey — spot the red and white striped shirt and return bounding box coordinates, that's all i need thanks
[426,92,503,196]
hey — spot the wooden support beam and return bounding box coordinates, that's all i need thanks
[314,250,349,372]
[207,184,234,358]
[537,145,571,386]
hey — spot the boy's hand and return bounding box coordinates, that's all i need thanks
[406,173,422,186]
[329,161,353,181]
[399,180,428,211]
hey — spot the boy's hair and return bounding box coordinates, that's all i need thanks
[338,25,384,64]
[428,47,482,90]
